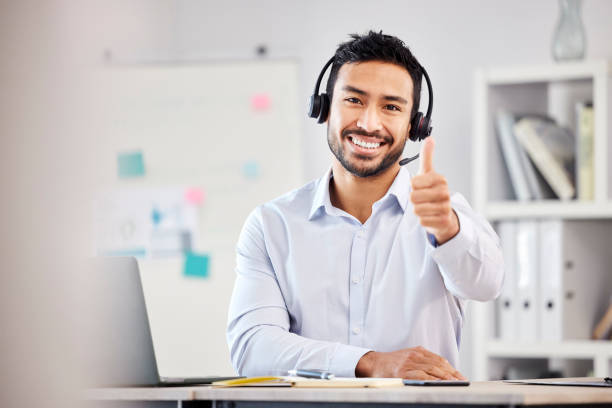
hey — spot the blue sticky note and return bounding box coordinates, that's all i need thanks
[118,151,145,178]
[183,252,210,279]
[242,160,260,180]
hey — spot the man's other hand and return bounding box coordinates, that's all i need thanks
[355,346,467,380]
[409,137,459,245]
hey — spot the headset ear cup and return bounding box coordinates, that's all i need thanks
[420,117,432,140]
[317,93,330,124]
[308,95,321,119]
[410,112,423,141]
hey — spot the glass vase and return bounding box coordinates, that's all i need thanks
[551,0,586,61]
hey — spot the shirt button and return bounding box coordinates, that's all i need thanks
[352,327,361,335]
[351,277,360,284]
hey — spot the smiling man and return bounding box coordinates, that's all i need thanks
[227,31,503,380]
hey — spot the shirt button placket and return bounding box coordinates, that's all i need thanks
[349,227,366,346]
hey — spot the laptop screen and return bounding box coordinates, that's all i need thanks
[78,257,160,387]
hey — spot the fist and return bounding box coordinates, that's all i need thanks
[409,137,459,245]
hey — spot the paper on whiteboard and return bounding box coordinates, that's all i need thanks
[94,188,198,258]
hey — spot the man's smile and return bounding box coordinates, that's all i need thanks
[345,133,389,156]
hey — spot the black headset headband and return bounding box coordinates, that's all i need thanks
[311,57,335,104]
[308,56,433,144]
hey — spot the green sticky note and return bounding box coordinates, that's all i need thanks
[118,151,145,178]
[183,252,210,279]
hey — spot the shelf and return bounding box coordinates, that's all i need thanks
[472,60,612,380]
[487,340,612,359]
[482,60,612,84]
[485,201,612,220]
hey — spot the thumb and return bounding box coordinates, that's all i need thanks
[418,137,435,175]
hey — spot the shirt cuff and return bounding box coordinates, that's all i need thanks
[328,344,371,378]
[430,208,476,263]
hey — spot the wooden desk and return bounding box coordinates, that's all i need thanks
[85,379,612,407]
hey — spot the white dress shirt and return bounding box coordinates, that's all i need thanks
[227,166,503,377]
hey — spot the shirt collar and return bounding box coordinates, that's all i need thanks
[308,166,412,221]
[385,165,412,213]
[308,167,334,221]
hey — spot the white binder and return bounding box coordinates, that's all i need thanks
[516,221,539,342]
[537,220,612,341]
[497,221,518,341]
[538,220,563,341]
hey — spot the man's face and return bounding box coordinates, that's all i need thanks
[326,61,414,178]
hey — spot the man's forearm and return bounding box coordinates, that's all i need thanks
[229,320,370,377]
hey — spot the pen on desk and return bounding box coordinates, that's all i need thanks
[287,369,335,380]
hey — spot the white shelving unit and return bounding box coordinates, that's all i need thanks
[486,340,612,377]
[471,60,612,380]
[485,200,612,219]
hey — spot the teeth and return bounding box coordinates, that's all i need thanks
[352,137,381,149]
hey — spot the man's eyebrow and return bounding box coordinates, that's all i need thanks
[342,85,367,95]
[382,95,408,105]
[342,85,408,105]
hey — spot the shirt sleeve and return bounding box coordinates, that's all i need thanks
[429,193,504,302]
[226,207,370,377]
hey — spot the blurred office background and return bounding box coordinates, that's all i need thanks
[2,1,612,406]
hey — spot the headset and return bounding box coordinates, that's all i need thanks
[307,57,433,165]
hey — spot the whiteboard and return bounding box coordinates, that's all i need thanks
[93,60,302,376]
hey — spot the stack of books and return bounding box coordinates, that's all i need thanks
[495,102,594,202]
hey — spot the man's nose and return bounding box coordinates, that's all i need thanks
[356,105,382,133]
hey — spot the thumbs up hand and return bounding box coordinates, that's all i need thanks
[409,137,459,245]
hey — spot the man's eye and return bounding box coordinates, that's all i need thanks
[345,97,362,104]
[385,104,401,112]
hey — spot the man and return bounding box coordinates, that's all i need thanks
[227,31,503,380]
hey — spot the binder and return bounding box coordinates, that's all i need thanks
[515,221,539,342]
[537,220,612,341]
[497,221,518,341]
[538,220,563,342]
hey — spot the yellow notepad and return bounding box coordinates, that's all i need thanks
[212,376,404,388]
[212,377,291,387]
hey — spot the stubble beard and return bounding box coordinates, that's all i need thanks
[327,126,406,178]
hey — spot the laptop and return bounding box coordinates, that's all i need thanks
[504,378,612,387]
[79,256,241,387]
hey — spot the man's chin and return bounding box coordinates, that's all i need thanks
[343,162,387,178]
[341,152,403,178]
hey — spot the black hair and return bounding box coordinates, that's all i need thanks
[325,30,423,121]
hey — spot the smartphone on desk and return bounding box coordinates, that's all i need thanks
[403,379,470,386]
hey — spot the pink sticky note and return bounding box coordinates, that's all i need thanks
[251,93,271,111]
[184,188,205,206]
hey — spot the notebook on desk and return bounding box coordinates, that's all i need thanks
[80,257,242,387]
[212,376,405,388]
